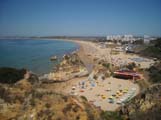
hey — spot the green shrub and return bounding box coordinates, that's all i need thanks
[102,63,110,69]
[100,111,123,120]
[148,65,161,83]
[140,38,161,59]
[104,72,111,77]
[62,103,73,114]
[86,108,94,120]
[72,104,79,112]
[80,96,88,101]
[126,62,136,70]
[0,67,26,84]
[93,75,98,80]
[45,103,51,108]
[62,96,68,102]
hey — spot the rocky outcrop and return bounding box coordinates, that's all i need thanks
[27,73,39,84]
[40,53,89,82]
[119,84,161,120]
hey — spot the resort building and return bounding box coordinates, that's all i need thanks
[106,35,122,41]
[143,35,156,44]
[122,35,135,43]
[106,35,144,43]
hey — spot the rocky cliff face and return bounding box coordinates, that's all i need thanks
[0,73,102,120]
[0,67,160,120]
[119,84,161,120]
[40,53,89,82]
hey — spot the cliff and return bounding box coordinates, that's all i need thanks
[119,84,161,120]
[0,73,102,120]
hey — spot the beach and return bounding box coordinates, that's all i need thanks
[74,40,154,69]
[44,39,154,111]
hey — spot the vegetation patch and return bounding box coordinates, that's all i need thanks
[0,67,26,84]
[80,96,88,101]
[100,111,123,120]
[140,38,161,59]
[147,64,161,84]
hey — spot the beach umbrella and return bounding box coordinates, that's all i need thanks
[101,95,106,99]
[91,82,95,87]
[115,94,119,98]
[118,92,123,96]
[116,100,122,104]
[124,88,128,91]
[123,89,128,93]
[72,86,76,90]
[112,94,116,97]
[108,99,114,103]
[119,89,123,92]
[106,88,111,91]
[123,90,128,93]
[108,96,113,99]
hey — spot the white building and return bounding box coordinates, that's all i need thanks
[144,35,156,44]
[122,35,135,43]
[106,35,122,41]
[106,34,135,43]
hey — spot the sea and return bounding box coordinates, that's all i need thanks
[0,39,79,75]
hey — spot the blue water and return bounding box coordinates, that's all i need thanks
[0,39,78,75]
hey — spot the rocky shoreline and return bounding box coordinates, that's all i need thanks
[39,49,89,83]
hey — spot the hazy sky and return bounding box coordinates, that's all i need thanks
[0,0,161,36]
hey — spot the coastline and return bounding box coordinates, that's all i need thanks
[0,38,156,112]
[41,39,155,111]
[38,38,94,75]
[1,38,154,111]
[0,38,80,75]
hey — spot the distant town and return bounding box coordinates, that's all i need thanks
[0,34,159,44]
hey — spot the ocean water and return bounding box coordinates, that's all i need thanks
[0,39,79,75]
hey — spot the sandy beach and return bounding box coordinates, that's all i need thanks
[74,40,154,69]
[48,40,154,111]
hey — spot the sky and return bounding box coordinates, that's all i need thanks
[0,0,161,36]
